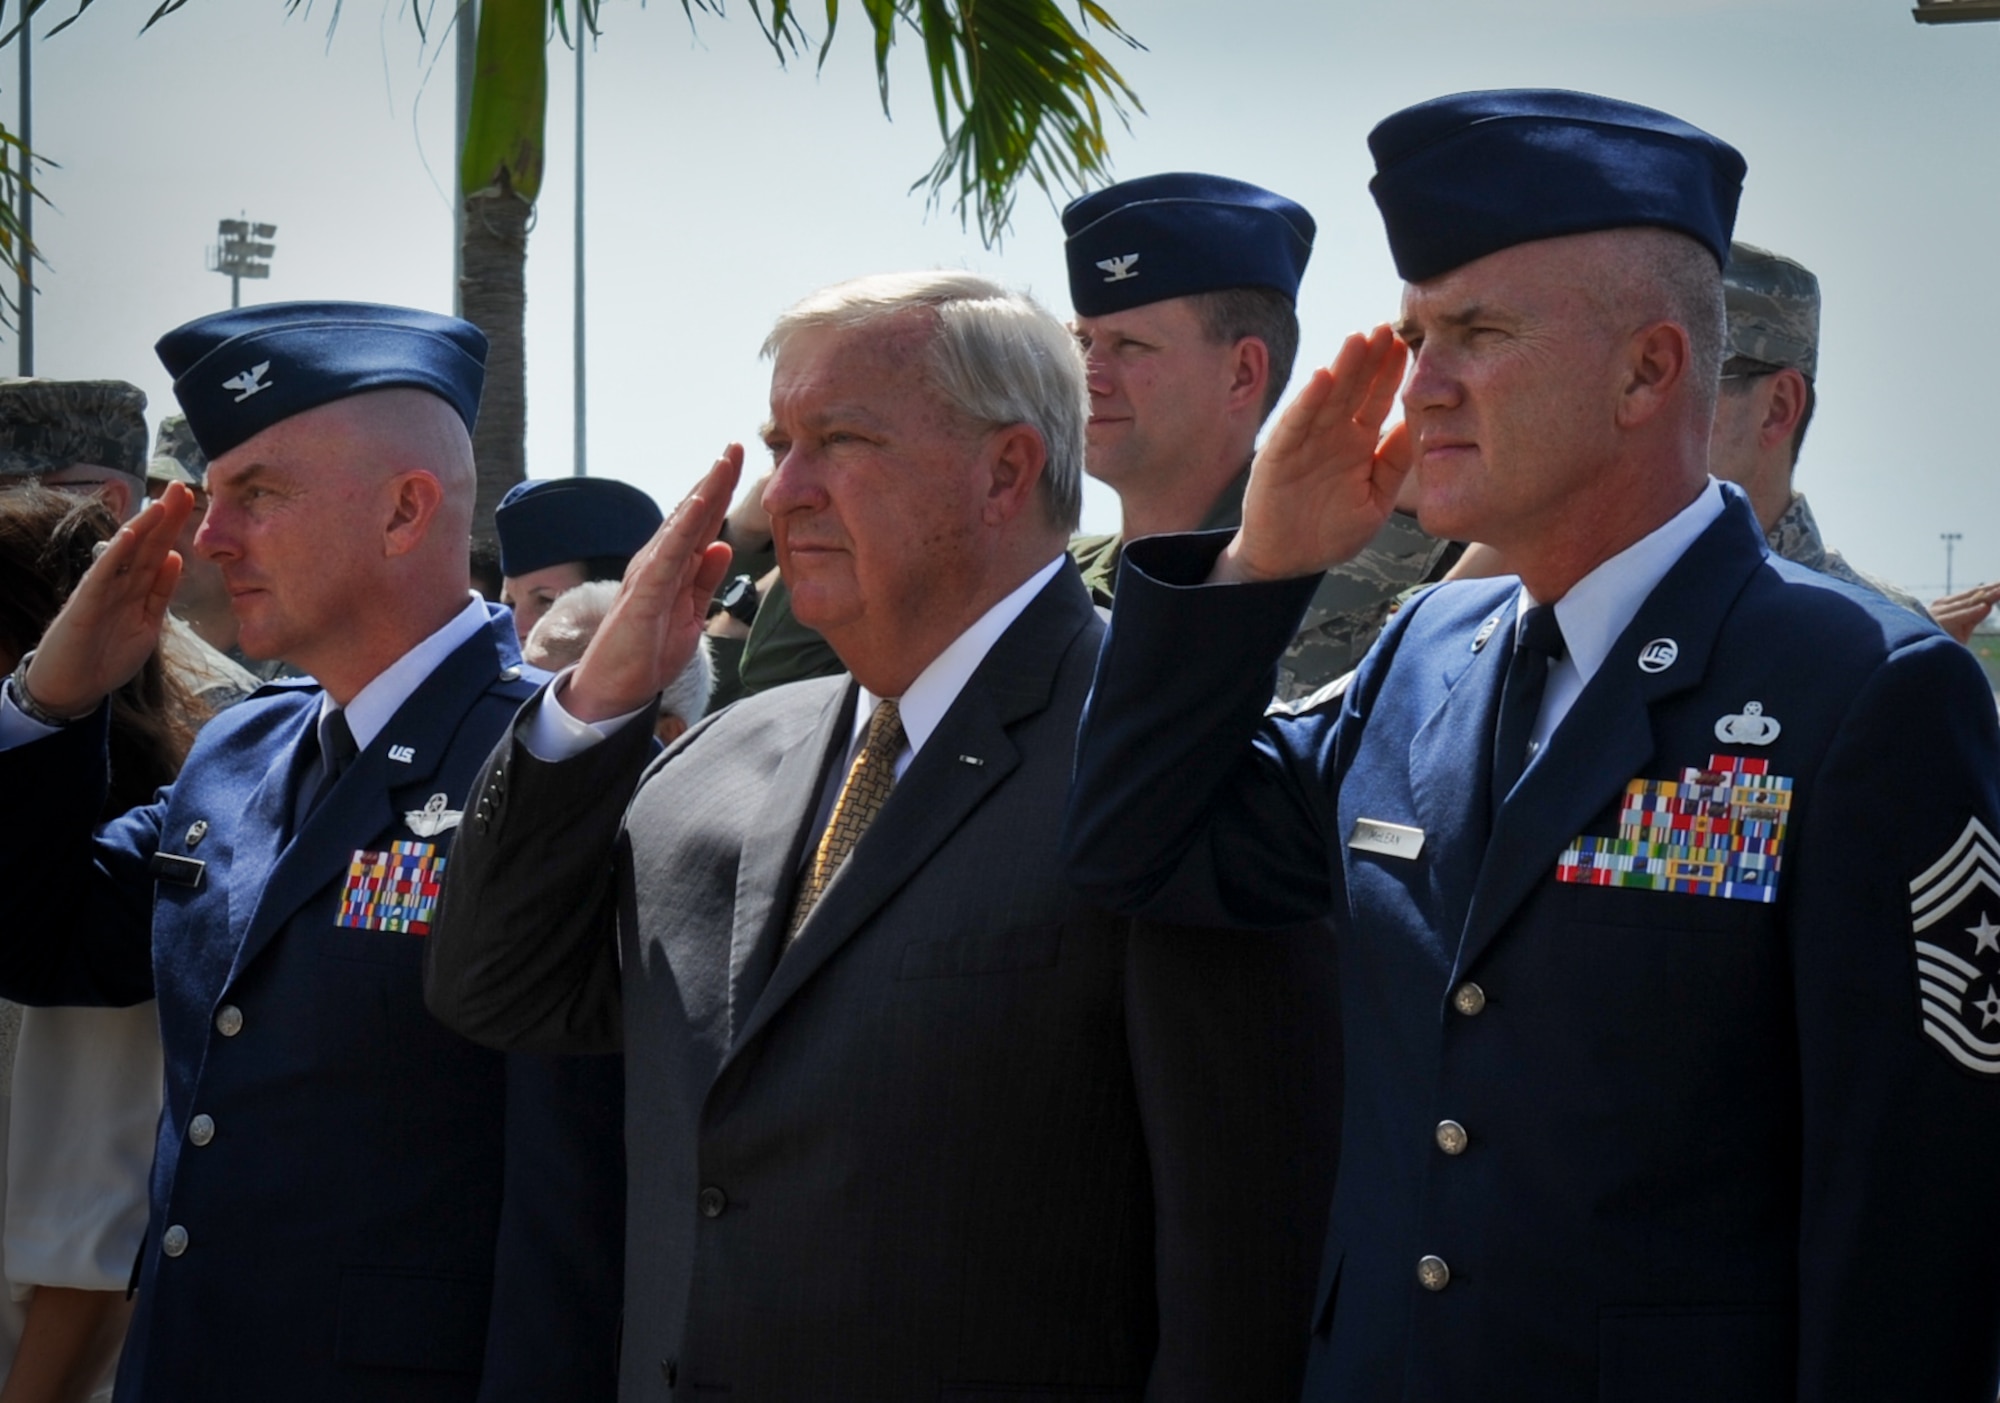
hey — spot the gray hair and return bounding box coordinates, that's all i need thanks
[1587,228,1725,427]
[523,579,712,726]
[762,270,1086,531]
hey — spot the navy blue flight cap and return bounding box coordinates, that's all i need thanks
[1062,173,1315,317]
[494,477,665,578]
[155,301,487,460]
[1367,90,1746,284]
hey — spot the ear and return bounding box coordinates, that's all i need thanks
[382,470,445,559]
[1757,368,1809,451]
[1614,320,1690,430]
[1224,336,1272,417]
[979,423,1049,527]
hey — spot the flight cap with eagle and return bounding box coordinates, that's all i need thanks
[1062,173,1316,318]
[156,301,487,460]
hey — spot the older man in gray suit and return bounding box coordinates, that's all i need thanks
[426,271,1340,1401]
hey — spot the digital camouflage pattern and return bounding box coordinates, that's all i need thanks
[1723,241,1819,378]
[0,378,148,481]
[148,413,209,488]
[1767,492,1930,621]
[1072,466,1451,700]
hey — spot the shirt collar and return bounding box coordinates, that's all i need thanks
[320,595,491,751]
[850,554,1066,767]
[1522,480,1726,689]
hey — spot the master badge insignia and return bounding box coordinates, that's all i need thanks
[1714,701,1781,746]
[404,793,463,837]
[1910,817,2000,1076]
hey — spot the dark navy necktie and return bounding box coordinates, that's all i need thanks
[301,709,359,822]
[1491,604,1566,819]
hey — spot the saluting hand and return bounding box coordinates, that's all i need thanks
[563,448,741,724]
[1213,324,1411,584]
[23,483,192,720]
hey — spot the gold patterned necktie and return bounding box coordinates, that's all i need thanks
[786,698,906,944]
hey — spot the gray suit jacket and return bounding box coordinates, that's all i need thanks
[428,566,1339,1402]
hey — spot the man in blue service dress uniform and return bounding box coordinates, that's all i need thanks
[1063,91,2000,1402]
[0,303,624,1401]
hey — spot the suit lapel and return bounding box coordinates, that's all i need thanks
[725,682,854,1036]
[228,618,508,986]
[1449,495,1770,986]
[725,568,1093,1062]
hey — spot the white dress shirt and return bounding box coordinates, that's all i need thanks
[1521,479,1726,756]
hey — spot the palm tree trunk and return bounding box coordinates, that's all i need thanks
[461,181,532,544]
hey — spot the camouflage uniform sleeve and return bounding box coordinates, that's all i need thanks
[1275,512,1449,702]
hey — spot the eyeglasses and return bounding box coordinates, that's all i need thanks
[1719,357,1787,382]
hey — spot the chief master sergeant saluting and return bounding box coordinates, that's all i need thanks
[1064,88,2000,1402]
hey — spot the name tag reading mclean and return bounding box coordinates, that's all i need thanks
[1349,818,1426,861]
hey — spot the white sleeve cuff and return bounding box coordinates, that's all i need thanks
[520,669,651,762]
[0,681,61,751]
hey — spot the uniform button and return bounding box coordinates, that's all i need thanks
[499,665,523,682]
[697,1186,728,1219]
[1416,1254,1450,1291]
[214,1005,244,1037]
[1435,1119,1468,1155]
[188,1114,216,1147]
[162,1225,190,1258]
[1451,982,1486,1016]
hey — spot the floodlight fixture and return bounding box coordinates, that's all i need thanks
[1914,0,2000,22]
[207,214,278,308]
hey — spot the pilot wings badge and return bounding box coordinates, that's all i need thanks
[1096,254,1140,283]
[222,361,273,402]
[404,792,463,837]
[1911,816,2000,1076]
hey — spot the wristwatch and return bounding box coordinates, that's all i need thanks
[7,650,82,728]
[719,574,761,627]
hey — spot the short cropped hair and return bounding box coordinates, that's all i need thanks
[1590,228,1725,427]
[762,271,1086,531]
[1186,286,1301,424]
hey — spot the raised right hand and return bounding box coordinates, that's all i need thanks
[23,484,191,720]
[564,449,742,723]
[1212,324,1411,585]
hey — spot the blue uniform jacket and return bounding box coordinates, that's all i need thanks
[0,608,624,1403]
[1064,493,2000,1402]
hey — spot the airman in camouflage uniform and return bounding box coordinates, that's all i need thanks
[0,385,259,709]
[0,378,150,520]
[1712,242,1930,621]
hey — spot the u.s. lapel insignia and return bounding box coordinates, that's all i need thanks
[404,793,463,837]
[1556,754,1792,904]
[336,842,447,935]
[1910,816,2000,1076]
[1714,701,1781,746]
[1637,638,1679,674]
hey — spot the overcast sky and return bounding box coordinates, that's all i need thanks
[22,0,2000,595]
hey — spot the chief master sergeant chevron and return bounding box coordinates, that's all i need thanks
[0,302,624,1401]
[1063,90,2000,1401]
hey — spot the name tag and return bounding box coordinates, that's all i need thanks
[1349,818,1425,861]
[149,853,207,889]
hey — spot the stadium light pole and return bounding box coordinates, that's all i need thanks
[17,2,32,376]
[209,217,277,309]
[1944,532,1965,595]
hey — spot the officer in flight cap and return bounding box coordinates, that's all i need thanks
[1063,171,1450,700]
[1067,89,2000,1401]
[493,474,663,645]
[0,302,624,1401]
